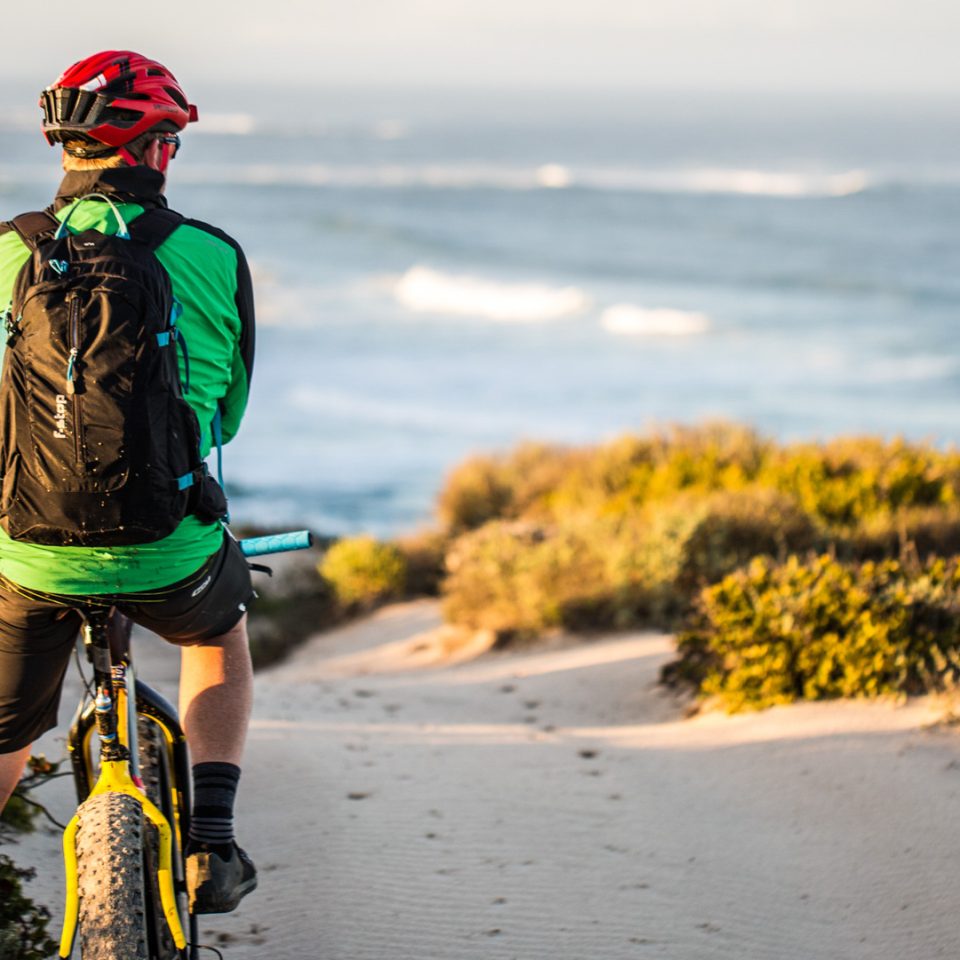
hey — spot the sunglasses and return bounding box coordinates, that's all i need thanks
[158,134,181,158]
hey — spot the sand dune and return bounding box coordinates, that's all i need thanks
[14,599,960,959]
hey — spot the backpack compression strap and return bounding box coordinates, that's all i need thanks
[1,209,60,250]
[126,207,184,250]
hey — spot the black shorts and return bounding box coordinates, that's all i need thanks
[0,533,254,753]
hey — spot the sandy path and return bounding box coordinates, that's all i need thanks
[13,599,960,959]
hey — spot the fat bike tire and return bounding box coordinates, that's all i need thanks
[138,716,183,960]
[75,791,150,960]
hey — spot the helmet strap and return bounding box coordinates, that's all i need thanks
[118,146,140,167]
[157,139,173,175]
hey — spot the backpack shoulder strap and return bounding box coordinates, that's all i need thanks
[127,208,185,251]
[0,209,60,251]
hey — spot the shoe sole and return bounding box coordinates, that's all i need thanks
[191,874,258,915]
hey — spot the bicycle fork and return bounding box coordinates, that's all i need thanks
[59,608,188,959]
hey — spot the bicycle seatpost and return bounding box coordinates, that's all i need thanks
[107,609,134,661]
[81,606,128,763]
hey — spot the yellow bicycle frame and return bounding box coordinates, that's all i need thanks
[59,683,187,958]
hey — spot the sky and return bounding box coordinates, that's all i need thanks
[0,0,958,106]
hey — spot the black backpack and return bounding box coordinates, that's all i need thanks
[0,194,219,546]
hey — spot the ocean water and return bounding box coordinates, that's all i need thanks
[0,92,958,535]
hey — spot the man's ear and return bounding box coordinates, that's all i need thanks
[142,138,164,172]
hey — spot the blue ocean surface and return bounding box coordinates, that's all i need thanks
[1,91,958,535]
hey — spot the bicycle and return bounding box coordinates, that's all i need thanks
[55,530,312,960]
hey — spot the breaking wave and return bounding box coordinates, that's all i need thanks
[596,167,869,198]
[601,304,711,337]
[394,266,588,322]
[174,163,872,197]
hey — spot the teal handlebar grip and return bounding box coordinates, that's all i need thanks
[238,530,313,557]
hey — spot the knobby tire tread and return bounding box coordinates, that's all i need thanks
[75,792,149,960]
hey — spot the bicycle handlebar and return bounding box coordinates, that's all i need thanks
[237,530,313,557]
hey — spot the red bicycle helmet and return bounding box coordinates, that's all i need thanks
[40,51,198,157]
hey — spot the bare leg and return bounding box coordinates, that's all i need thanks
[176,616,253,766]
[0,744,32,812]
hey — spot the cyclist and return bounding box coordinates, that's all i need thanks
[0,51,257,914]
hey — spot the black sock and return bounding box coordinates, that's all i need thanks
[189,761,240,855]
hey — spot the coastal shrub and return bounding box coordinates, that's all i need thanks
[238,536,338,668]
[0,792,37,835]
[441,489,824,639]
[547,423,770,518]
[837,505,960,562]
[437,455,513,533]
[598,490,823,625]
[247,576,338,669]
[0,757,60,960]
[395,530,448,596]
[0,754,60,837]
[319,536,408,609]
[762,437,960,528]
[669,555,960,712]
[594,512,690,628]
[442,521,612,637]
[435,426,960,645]
[436,442,576,533]
[0,857,57,960]
[434,426,960,531]
[664,489,822,594]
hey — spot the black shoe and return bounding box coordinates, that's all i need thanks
[186,841,258,914]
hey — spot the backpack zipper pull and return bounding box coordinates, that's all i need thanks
[65,292,81,394]
[66,348,78,395]
[2,304,18,346]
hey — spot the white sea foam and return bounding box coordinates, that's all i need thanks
[175,162,871,197]
[536,164,573,188]
[394,266,588,322]
[590,168,870,198]
[178,163,557,189]
[601,304,710,337]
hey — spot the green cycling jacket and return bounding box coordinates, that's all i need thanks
[0,166,255,594]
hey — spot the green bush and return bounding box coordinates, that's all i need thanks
[247,577,339,669]
[395,529,449,597]
[436,455,514,534]
[442,521,610,638]
[436,442,576,534]
[319,536,408,609]
[837,505,960,562]
[434,425,960,659]
[0,857,57,960]
[434,425,960,533]
[0,756,60,960]
[669,554,960,712]
[761,437,960,528]
[664,489,822,594]
[441,489,824,639]
[543,423,770,519]
[0,794,37,835]
[0,755,60,838]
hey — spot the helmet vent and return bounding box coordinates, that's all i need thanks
[164,86,188,110]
